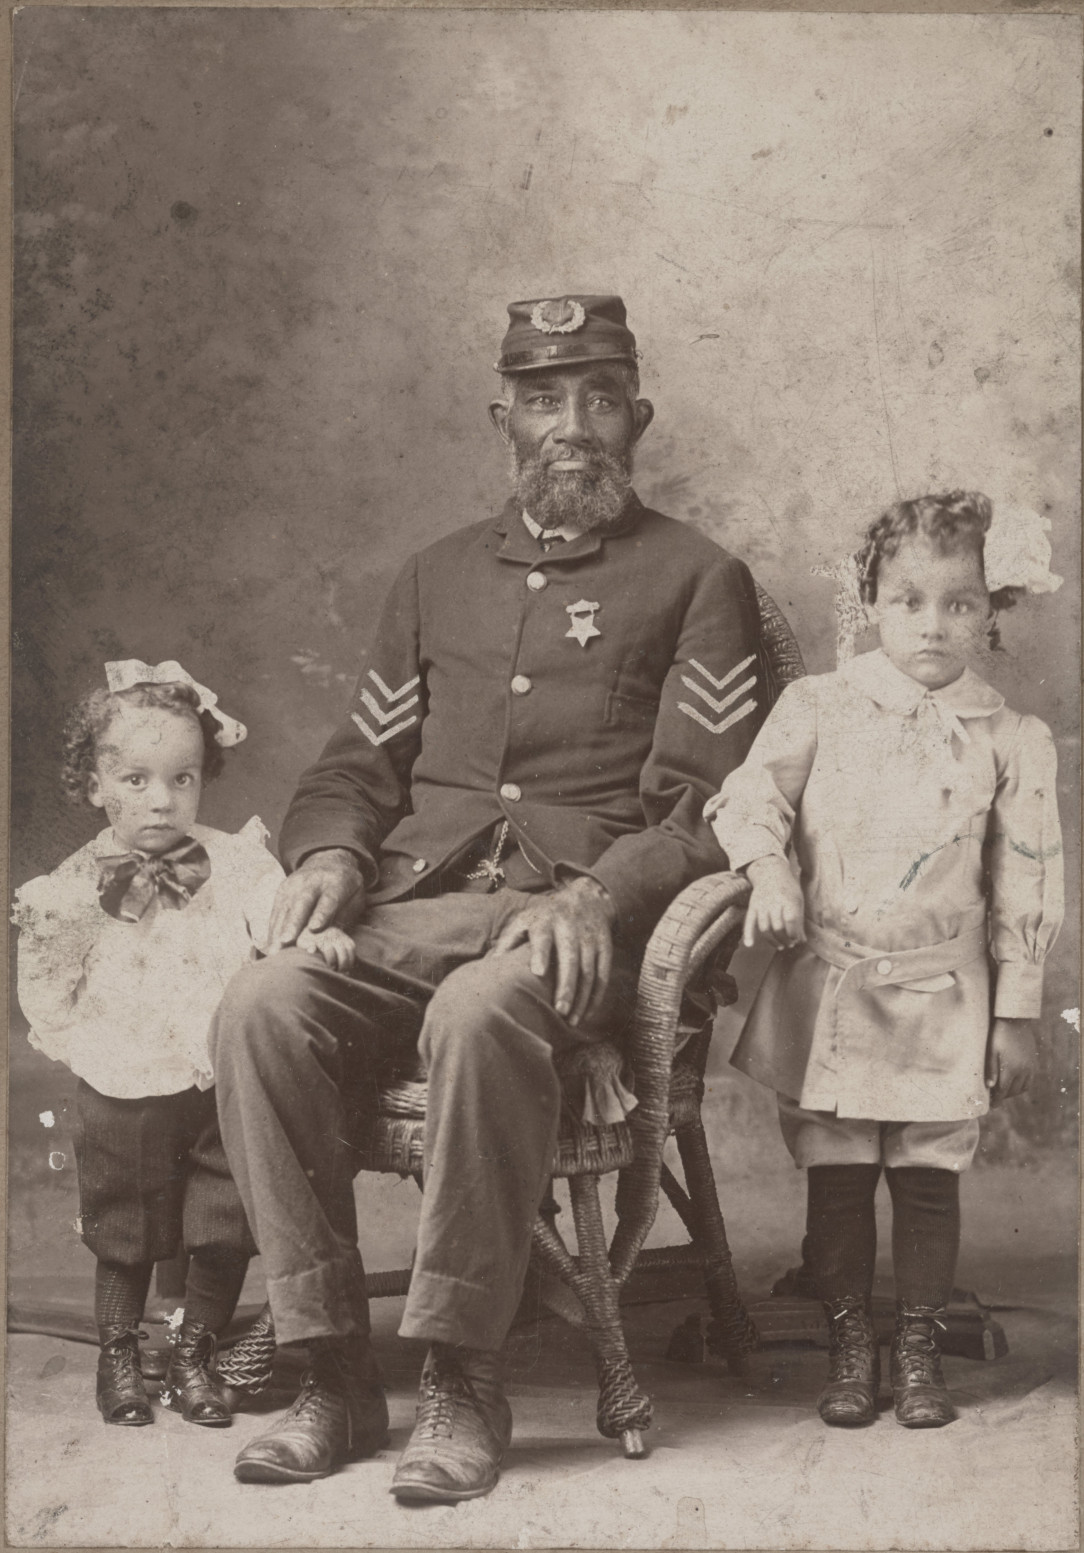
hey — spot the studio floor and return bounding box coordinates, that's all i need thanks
[5,1157,1079,1550]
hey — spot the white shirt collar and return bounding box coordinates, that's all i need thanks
[842,649,1005,720]
[521,509,583,544]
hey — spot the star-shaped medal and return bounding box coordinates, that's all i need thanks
[565,599,601,647]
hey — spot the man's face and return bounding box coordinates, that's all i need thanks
[489,364,654,532]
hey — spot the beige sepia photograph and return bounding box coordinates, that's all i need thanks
[7,7,1081,1549]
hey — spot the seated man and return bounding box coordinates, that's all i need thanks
[212,293,771,1501]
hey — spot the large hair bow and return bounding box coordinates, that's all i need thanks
[104,660,247,747]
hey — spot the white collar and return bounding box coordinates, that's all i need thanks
[842,649,1005,721]
[521,509,583,545]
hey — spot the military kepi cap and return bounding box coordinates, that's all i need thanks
[496,294,637,374]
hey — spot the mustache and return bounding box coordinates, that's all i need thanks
[541,449,608,470]
[513,446,631,482]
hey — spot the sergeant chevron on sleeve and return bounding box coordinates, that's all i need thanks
[208,292,789,1502]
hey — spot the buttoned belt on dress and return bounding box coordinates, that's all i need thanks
[804,911,988,997]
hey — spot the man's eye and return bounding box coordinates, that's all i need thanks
[588,396,616,411]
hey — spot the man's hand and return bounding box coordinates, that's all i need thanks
[986,1017,1037,1105]
[492,877,617,1027]
[267,848,367,953]
[742,855,806,951]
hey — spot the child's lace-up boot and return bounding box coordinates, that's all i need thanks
[97,1324,154,1426]
[817,1295,880,1427]
[163,1316,234,1426]
[890,1304,956,1427]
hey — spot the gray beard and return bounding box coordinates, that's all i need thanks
[511,449,633,533]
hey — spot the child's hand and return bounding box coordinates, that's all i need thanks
[742,856,806,950]
[985,1017,1037,1105]
[296,926,357,973]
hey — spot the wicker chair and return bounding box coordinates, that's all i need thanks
[218,586,805,1458]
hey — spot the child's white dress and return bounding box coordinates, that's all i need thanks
[13,818,285,1098]
[706,650,1063,1124]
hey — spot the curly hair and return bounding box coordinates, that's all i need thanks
[856,489,1022,649]
[61,682,226,807]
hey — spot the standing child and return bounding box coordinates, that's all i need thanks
[13,661,355,1428]
[706,492,1063,1429]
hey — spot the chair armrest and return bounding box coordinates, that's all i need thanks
[609,871,751,1283]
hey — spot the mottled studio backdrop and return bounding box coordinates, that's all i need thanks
[11,11,1080,1265]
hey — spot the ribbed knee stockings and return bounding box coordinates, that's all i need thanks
[94,1250,249,1335]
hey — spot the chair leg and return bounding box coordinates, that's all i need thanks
[567,1174,652,1458]
[216,1301,276,1399]
[674,1118,758,1375]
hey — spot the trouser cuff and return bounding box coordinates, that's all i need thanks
[266,1256,369,1347]
[399,1269,510,1351]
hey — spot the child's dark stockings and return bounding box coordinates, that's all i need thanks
[886,1166,960,1309]
[95,1251,248,1336]
[95,1259,153,1331]
[806,1164,881,1302]
[807,1164,961,1308]
[184,1248,249,1335]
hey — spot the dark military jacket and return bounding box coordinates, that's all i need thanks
[280,496,770,944]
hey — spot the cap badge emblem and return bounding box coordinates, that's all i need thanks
[565,599,601,647]
[531,298,587,336]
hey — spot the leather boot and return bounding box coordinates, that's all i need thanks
[96,1325,153,1426]
[891,1304,956,1428]
[391,1344,513,1504]
[233,1334,389,1483]
[817,1296,880,1427]
[163,1317,233,1426]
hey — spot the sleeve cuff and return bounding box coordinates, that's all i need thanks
[994,962,1045,1020]
[282,833,379,888]
[710,822,786,873]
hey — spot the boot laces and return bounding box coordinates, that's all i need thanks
[416,1363,474,1441]
[827,1303,874,1382]
[101,1326,145,1369]
[105,1347,144,1386]
[281,1367,343,1429]
[102,1323,147,1347]
[175,1327,217,1367]
[895,1313,946,1384]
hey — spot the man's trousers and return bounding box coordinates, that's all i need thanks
[209,892,636,1352]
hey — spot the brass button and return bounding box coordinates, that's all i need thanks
[511,675,532,695]
[412,858,427,874]
[500,782,522,802]
[526,571,547,591]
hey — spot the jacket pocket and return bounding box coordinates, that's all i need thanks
[603,688,659,730]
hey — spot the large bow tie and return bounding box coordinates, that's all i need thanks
[97,837,211,922]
